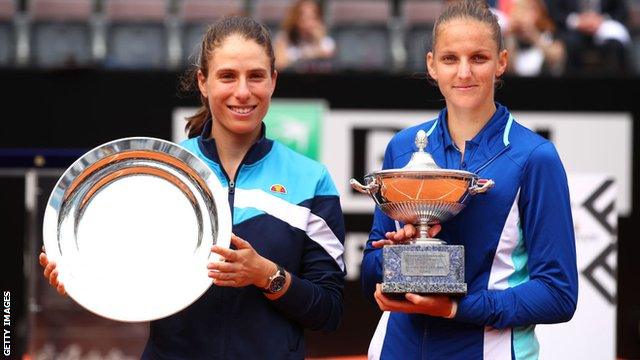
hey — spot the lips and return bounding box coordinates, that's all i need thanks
[228,105,257,115]
[453,85,477,90]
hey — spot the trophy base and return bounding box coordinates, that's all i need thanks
[382,243,467,296]
[381,282,467,298]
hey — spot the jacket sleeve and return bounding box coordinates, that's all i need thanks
[270,166,346,331]
[361,140,399,303]
[454,142,579,328]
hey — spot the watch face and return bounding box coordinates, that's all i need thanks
[269,275,286,293]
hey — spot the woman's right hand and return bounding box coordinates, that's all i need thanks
[371,223,442,249]
[38,252,66,296]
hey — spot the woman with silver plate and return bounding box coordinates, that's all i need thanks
[40,16,346,359]
[361,1,578,359]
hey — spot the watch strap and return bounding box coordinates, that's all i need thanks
[261,264,286,294]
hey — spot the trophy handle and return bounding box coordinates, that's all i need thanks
[469,178,495,195]
[350,178,379,194]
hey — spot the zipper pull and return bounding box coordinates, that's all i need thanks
[228,180,235,194]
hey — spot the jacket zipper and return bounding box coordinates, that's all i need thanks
[220,147,254,221]
[220,170,237,220]
[216,146,256,360]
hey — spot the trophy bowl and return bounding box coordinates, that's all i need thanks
[351,130,493,296]
[354,169,492,243]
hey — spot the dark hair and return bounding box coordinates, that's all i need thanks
[431,0,504,53]
[282,0,324,45]
[183,16,275,138]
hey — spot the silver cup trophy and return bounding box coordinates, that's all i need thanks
[351,130,494,296]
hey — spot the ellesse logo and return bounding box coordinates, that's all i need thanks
[270,184,287,194]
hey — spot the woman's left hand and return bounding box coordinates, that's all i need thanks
[373,284,455,318]
[372,224,441,249]
[207,234,275,288]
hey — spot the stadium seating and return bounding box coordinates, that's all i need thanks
[178,0,244,66]
[401,0,443,72]
[104,0,168,69]
[252,0,292,37]
[0,0,15,66]
[29,0,93,67]
[628,0,640,74]
[326,0,393,71]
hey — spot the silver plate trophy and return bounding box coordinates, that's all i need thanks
[351,130,494,296]
[43,137,231,322]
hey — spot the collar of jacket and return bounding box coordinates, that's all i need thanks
[428,102,513,172]
[197,119,274,165]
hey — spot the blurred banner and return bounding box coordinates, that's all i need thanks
[538,174,617,359]
[19,108,623,358]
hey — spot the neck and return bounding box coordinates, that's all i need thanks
[210,123,261,180]
[446,101,497,154]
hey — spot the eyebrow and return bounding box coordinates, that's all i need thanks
[438,47,493,53]
[215,67,269,74]
[437,49,495,57]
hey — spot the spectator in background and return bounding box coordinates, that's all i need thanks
[544,0,631,74]
[274,0,335,72]
[504,0,566,76]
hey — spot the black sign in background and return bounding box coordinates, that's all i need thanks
[0,70,638,358]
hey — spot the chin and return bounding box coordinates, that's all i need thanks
[449,98,484,111]
[229,121,262,135]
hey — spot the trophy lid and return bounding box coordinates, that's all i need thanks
[403,130,440,170]
[369,129,476,180]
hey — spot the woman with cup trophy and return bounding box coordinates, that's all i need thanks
[358,1,578,358]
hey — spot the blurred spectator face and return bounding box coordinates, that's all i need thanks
[197,34,277,138]
[296,1,323,38]
[427,19,507,112]
[510,0,554,35]
[516,0,539,23]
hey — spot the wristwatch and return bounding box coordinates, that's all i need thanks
[262,264,286,294]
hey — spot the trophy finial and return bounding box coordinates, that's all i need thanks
[415,130,427,151]
[405,130,439,170]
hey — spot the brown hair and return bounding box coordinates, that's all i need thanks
[183,16,275,138]
[281,0,324,45]
[431,0,504,53]
[530,0,556,33]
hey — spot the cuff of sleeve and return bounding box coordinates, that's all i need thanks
[445,299,458,319]
[450,294,480,324]
[271,273,313,316]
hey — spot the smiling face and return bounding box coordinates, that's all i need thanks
[197,34,277,141]
[427,18,507,114]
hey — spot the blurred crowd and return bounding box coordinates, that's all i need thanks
[0,0,638,76]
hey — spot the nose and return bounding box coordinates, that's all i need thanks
[234,77,251,102]
[457,59,471,79]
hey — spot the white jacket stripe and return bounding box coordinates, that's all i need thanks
[368,311,390,360]
[484,190,521,360]
[234,188,345,271]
